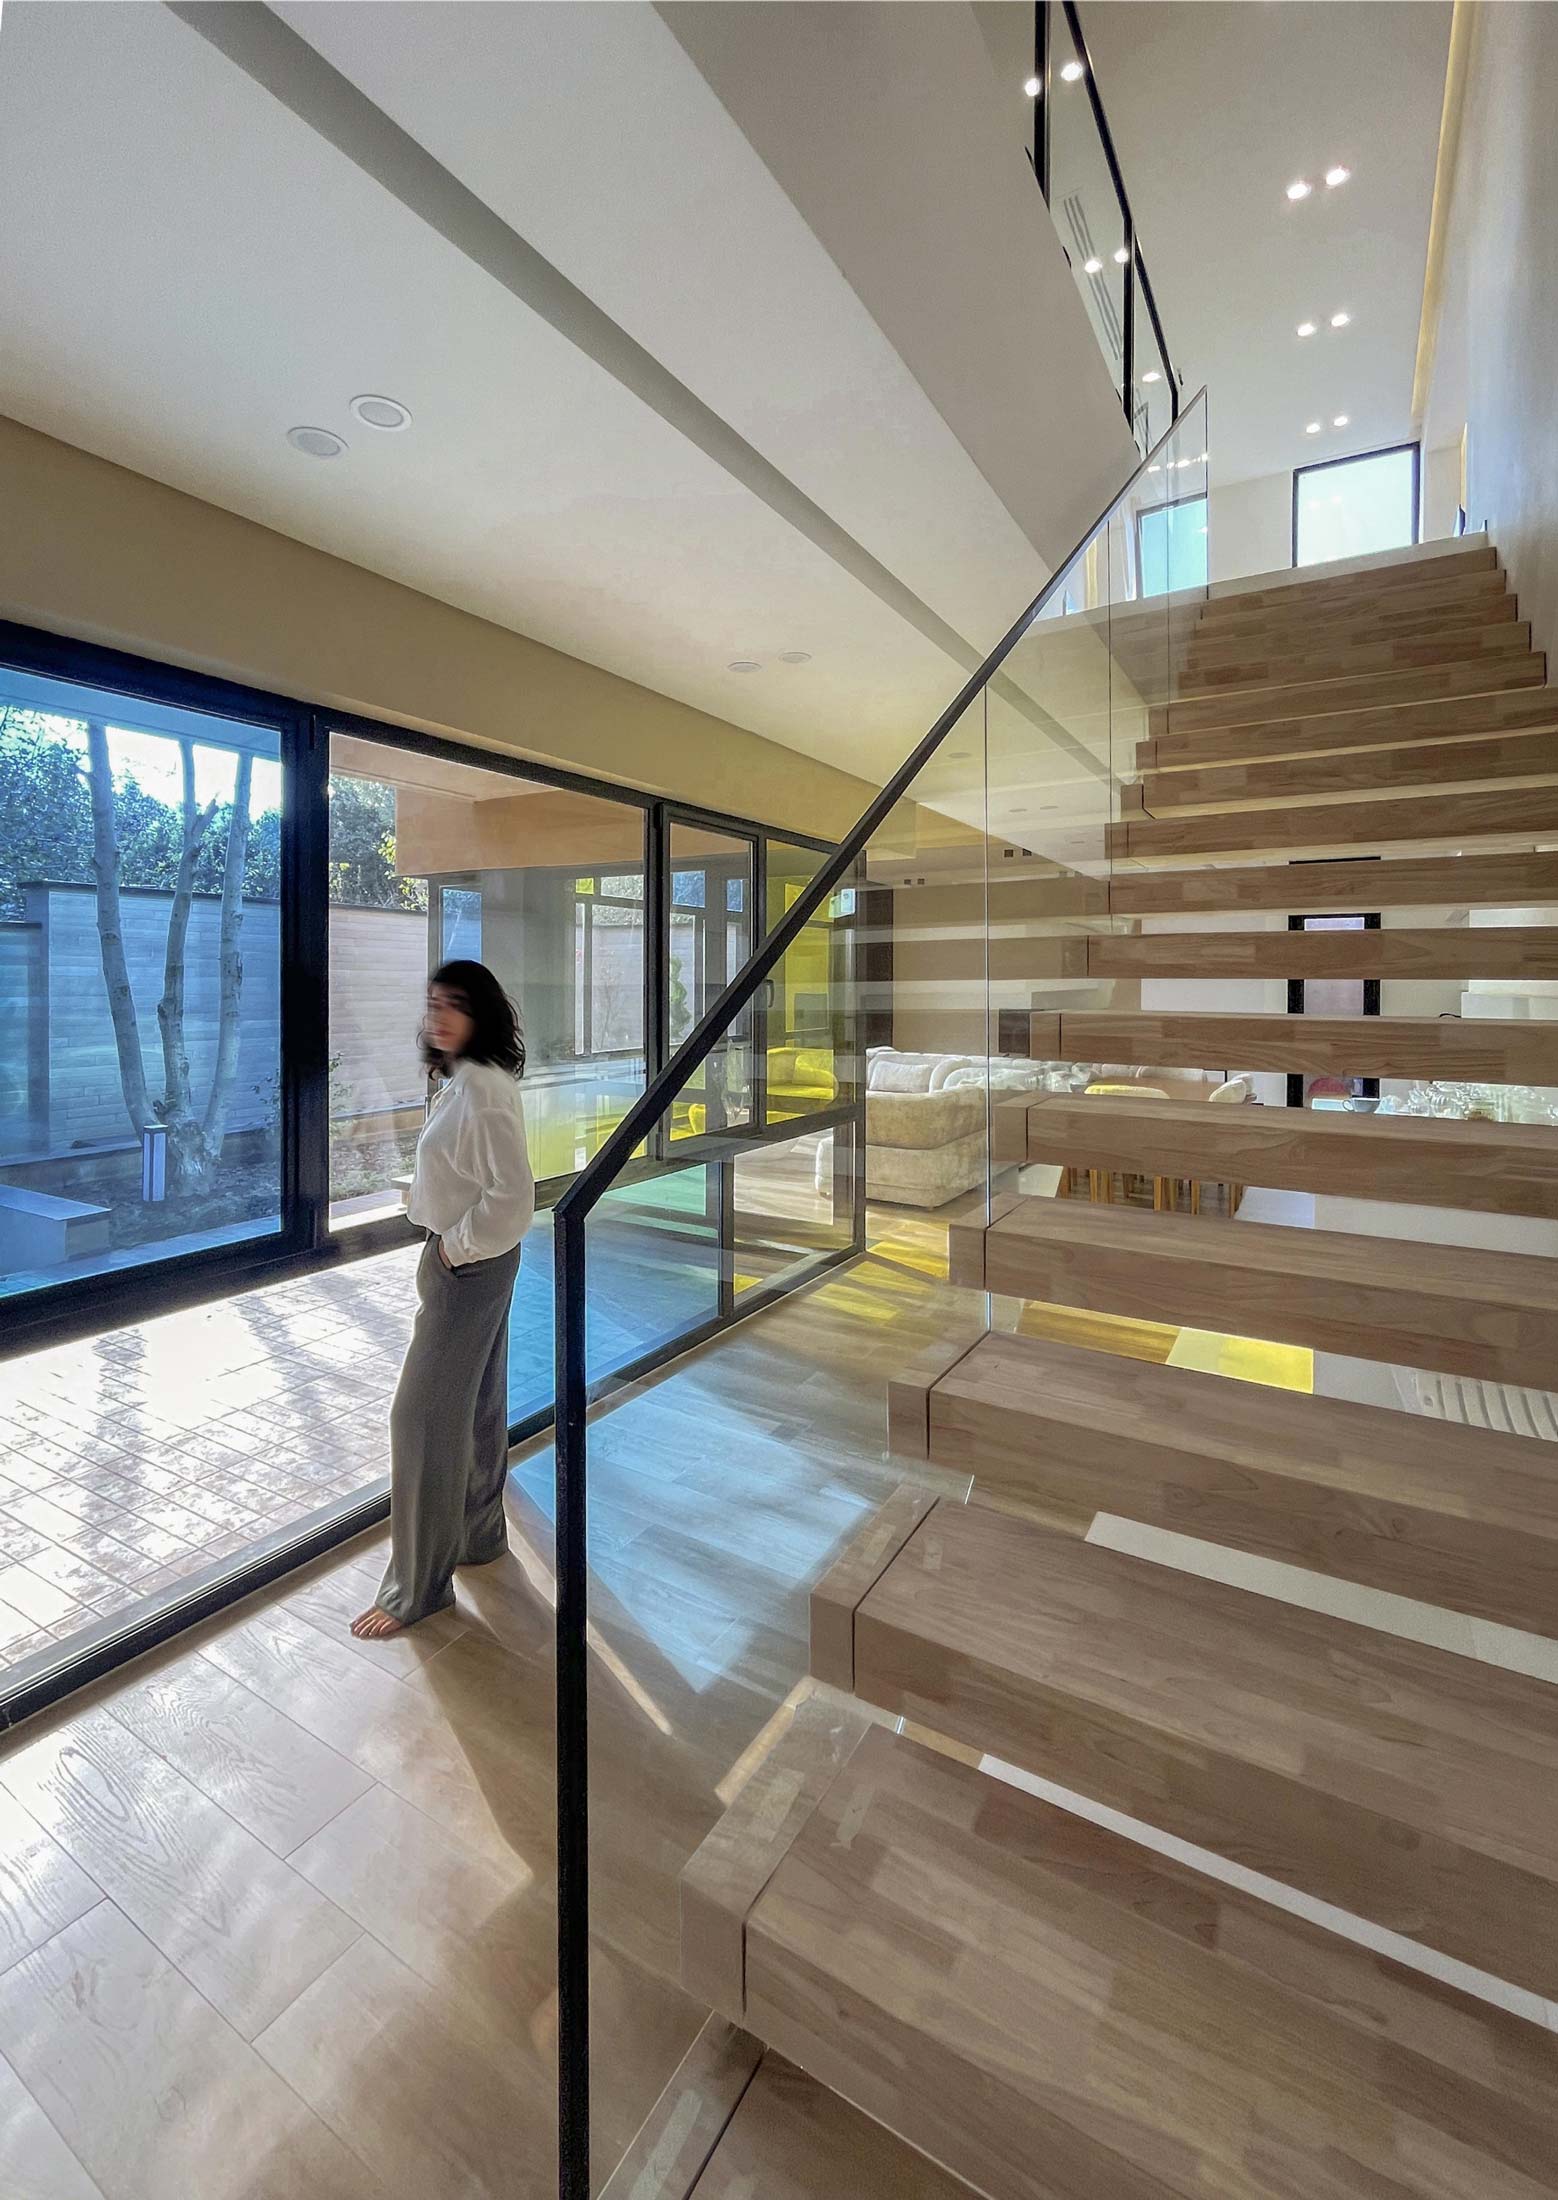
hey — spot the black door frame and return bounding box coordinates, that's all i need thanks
[1285,910,1381,1107]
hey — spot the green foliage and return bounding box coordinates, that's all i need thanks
[325,774,428,912]
[0,715,421,917]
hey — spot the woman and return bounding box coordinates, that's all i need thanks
[352,960,535,1639]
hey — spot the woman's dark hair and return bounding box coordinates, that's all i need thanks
[421,960,526,1078]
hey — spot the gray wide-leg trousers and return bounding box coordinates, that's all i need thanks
[377,1234,523,1625]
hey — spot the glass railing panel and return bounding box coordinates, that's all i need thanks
[1047,7,1127,405]
[561,403,1210,2198]
[1132,280,1174,455]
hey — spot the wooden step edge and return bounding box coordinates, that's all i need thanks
[1166,653,1551,724]
[1150,656,1549,737]
[1080,930,1558,982]
[1105,784,1558,859]
[954,1195,1558,1386]
[737,1717,1558,2186]
[1139,695,1558,772]
[1137,730,1558,808]
[1105,851,1558,917]
[1196,544,1498,617]
[811,1482,944,1688]
[885,1333,989,1459]
[1185,593,1519,652]
[1178,627,1535,695]
[921,1333,1558,1637]
[598,2017,763,2200]
[1183,613,1531,666]
[680,1686,876,2019]
[849,1507,1558,2004]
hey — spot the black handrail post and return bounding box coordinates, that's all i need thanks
[1033,0,1051,201]
[1121,209,1136,429]
[555,1210,590,2200]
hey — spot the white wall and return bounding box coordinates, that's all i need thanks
[1426,2,1558,656]
[1207,472,1292,586]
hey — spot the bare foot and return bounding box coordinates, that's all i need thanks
[350,1606,406,1639]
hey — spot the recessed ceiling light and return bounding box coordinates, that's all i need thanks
[350,393,412,432]
[1083,255,1104,275]
[1333,414,1350,428]
[1325,165,1351,188]
[1146,463,1162,474]
[1330,310,1351,329]
[1060,58,1086,82]
[727,659,762,673]
[287,425,346,459]
[777,650,812,664]
[1305,421,1322,434]
[1296,320,1317,337]
[1023,73,1041,96]
[1113,245,1130,265]
[1286,178,1312,201]
[1142,370,1162,384]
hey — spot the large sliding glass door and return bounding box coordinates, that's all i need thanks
[0,659,295,1302]
[0,626,851,1722]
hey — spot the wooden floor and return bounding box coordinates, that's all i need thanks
[0,1209,976,2200]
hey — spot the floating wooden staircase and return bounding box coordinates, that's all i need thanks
[677,541,1558,2193]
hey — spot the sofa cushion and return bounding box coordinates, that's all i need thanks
[869,1054,941,1093]
[867,1087,986,1151]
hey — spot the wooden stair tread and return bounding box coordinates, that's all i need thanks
[1158,654,1546,738]
[947,1195,1558,1384]
[966,1192,1558,1305]
[1141,730,1558,810]
[731,1722,1558,2200]
[902,1327,1558,1634]
[1107,782,1558,859]
[823,1496,1558,1999]
[1083,927,1558,980]
[1185,590,1517,659]
[1002,1091,1558,1217]
[1177,623,1532,699]
[1195,545,1497,621]
[1107,849,1558,915]
[1028,1008,1558,1084]
[1140,685,1558,771]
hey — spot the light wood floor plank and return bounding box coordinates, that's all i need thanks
[0,1709,360,2040]
[0,1905,386,2200]
[106,1658,374,1858]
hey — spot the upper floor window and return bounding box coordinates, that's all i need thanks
[1294,444,1420,568]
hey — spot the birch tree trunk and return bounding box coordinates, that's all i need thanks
[157,738,215,1189]
[199,749,253,1168]
[85,719,150,1136]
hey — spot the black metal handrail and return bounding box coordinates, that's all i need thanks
[1037,0,1180,430]
[551,390,1207,2197]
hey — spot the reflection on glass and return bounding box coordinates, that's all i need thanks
[326,734,648,1226]
[0,663,283,1296]
[668,823,753,1138]
[764,842,843,1126]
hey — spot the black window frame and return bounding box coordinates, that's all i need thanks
[1291,440,1423,570]
[0,618,858,1728]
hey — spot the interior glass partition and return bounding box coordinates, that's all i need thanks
[326,730,651,1228]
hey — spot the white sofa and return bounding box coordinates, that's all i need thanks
[823,1050,1245,1210]
[831,1049,1071,1210]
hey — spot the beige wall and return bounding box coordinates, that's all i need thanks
[0,413,880,841]
[1427,1,1558,657]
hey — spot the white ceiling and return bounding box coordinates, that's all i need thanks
[1083,1,1452,485]
[0,0,1089,787]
